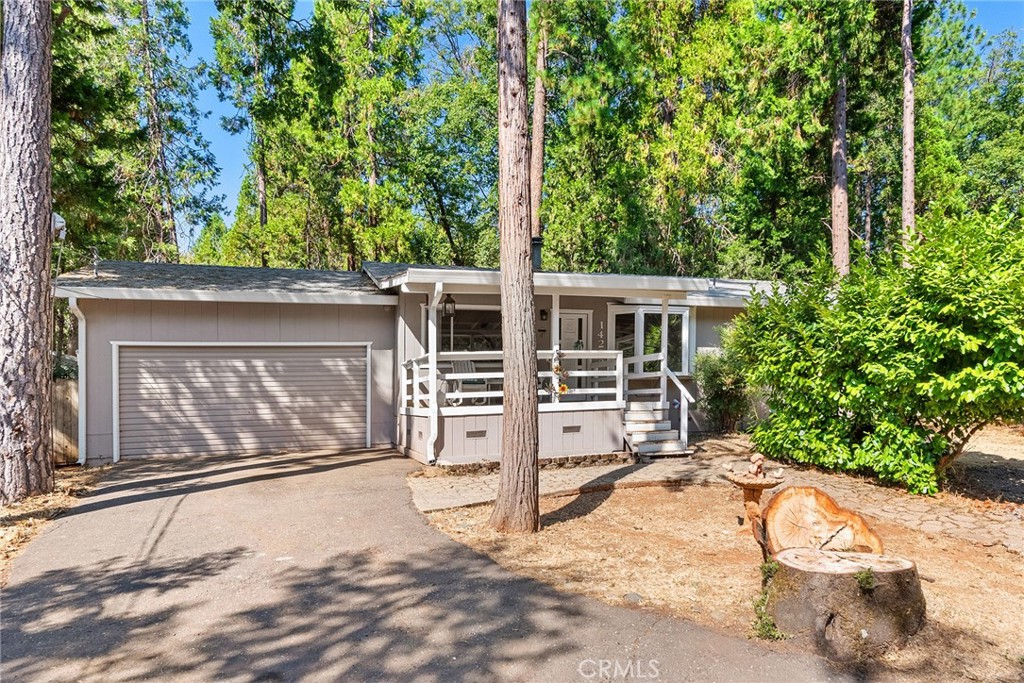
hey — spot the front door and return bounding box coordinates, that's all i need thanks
[558,312,589,399]
[559,312,588,351]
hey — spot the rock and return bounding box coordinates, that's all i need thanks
[623,592,644,605]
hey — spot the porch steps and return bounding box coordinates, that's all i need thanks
[636,440,690,455]
[631,430,680,443]
[623,402,689,456]
[625,421,671,432]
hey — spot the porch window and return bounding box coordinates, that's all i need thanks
[442,308,503,352]
[611,306,691,375]
[642,313,685,373]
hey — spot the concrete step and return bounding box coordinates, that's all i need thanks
[636,440,688,454]
[625,421,671,432]
[626,387,662,396]
[631,430,680,443]
[624,410,668,422]
[626,401,669,411]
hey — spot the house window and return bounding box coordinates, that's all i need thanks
[442,308,503,352]
[642,312,685,373]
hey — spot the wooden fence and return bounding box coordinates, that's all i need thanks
[52,379,79,465]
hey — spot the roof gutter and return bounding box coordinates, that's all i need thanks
[53,286,398,306]
[67,297,87,465]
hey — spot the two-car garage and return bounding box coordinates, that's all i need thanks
[115,344,370,459]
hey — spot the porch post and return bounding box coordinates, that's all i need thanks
[425,283,443,463]
[550,292,560,403]
[660,295,669,403]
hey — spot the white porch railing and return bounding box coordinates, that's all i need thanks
[401,349,624,412]
[623,351,695,447]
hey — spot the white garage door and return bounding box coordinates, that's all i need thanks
[116,344,369,458]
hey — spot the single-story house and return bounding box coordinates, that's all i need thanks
[54,260,769,467]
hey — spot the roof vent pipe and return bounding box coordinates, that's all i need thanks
[531,236,543,272]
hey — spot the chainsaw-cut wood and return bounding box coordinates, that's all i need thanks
[763,486,884,555]
[765,548,926,661]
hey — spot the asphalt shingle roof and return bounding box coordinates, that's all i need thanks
[56,261,381,295]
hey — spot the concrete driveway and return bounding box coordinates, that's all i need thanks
[1,450,846,682]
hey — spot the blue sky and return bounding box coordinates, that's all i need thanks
[182,0,1023,250]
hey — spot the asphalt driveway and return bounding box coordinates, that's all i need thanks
[1,450,846,682]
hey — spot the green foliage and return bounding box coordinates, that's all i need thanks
[752,583,785,640]
[730,210,1024,494]
[693,333,750,433]
[854,568,877,592]
[760,559,780,586]
[752,560,784,640]
[52,355,79,380]
[184,0,1024,278]
[44,0,1024,281]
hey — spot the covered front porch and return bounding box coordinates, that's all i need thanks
[387,269,733,465]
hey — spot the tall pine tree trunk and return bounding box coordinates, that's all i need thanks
[901,0,916,253]
[140,0,178,261]
[490,0,539,534]
[365,0,378,251]
[864,173,873,257]
[831,68,850,276]
[0,0,55,504]
[529,13,547,240]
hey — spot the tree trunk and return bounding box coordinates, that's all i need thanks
[831,68,850,277]
[0,0,55,504]
[255,138,268,231]
[529,12,547,240]
[366,1,378,235]
[863,173,872,257]
[764,486,884,555]
[765,548,926,661]
[901,0,916,255]
[489,0,539,534]
[140,0,178,261]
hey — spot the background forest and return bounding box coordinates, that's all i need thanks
[52,0,1022,280]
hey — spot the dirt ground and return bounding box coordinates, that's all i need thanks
[946,425,1024,509]
[430,428,1024,682]
[0,465,105,586]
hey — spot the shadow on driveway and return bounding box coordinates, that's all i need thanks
[2,544,583,682]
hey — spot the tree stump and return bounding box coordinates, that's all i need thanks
[765,547,926,661]
[764,486,884,555]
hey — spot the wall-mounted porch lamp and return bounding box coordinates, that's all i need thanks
[442,293,457,351]
[442,293,457,318]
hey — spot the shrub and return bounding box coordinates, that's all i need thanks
[53,354,78,380]
[729,209,1024,494]
[693,333,750,432]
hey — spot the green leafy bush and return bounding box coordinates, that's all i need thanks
[693,332,750,432]
[729,210,1024,494]
[53,354,78,380]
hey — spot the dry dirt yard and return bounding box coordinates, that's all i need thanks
[0,465,105,586]
[429,427,1024,683]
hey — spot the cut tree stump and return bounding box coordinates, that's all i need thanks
[763,486,884,555]
[765,547,926,661]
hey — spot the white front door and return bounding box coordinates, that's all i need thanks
[559,312,588,351]
[558,312,590,399]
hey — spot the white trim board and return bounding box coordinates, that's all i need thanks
[55,286,397,306]
[68,297,88,465]
[109,340,373,462]
[402,400,625,418]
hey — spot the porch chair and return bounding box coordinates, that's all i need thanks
[440,360,490,406]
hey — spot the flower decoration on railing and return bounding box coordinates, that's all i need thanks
[549,349,571,398]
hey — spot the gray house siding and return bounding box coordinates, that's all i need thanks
[78,299,396,464]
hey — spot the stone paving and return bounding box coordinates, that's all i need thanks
[407,447,1024,556]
